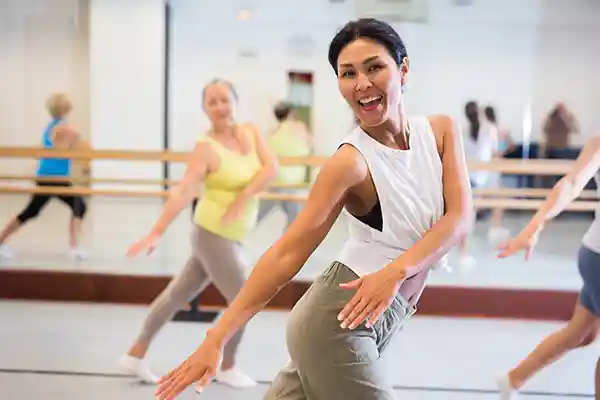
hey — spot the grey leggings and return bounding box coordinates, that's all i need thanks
[136,225,248,365]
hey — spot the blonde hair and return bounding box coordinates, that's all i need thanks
[46,93,72,119]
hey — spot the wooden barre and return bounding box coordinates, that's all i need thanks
[0,146,582,174]
[0,147,327,166]
[0,175,313,190]
[0,175,597,200]
[0,185,307,202]
[0,185,596,211]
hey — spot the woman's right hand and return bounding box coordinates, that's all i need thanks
[497,227,541,260]
[126,233,160,257]
[156,336,222,399]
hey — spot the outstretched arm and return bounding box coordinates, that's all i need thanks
[155,145,365,399]
[148,142,211,237]
[205,145,363,346]
[521,134,600,236]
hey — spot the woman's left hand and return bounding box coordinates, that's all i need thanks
[337,267,404,330]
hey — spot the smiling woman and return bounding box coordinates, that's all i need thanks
[155,18,473,400]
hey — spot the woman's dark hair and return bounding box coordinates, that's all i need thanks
[328,18,408,74]
[465,101,480,142]
[484,106,496,124]
[273,102,292,122]
[201,78,238,103]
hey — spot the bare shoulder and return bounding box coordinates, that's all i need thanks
[195,138,216,158]
[426,114,456,155]
[237,122,260,137]
[320,143,368,188]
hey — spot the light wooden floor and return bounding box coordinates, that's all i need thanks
[0,194,589,291]
[0,300,596,399]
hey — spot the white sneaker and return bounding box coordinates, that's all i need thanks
[68,247,88,261]
[496,375,519,399]
[0,245,14,260]
[118,354,159,384]
[488,227,511,243]
[459,254,476,272]
[216,367,257,389]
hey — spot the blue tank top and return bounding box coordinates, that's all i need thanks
[36,119,71,177]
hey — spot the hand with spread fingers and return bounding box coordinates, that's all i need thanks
[497,225,542,261]
[337,266,404,330]
[155,338,221,399]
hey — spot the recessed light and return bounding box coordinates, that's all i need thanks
[237,9,251,20]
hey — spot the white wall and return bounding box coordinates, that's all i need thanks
[89,0,165,191]
[168,0,600,173]
[531,0,600,144]
[0,0,89,180]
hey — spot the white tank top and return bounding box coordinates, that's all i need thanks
[335,116,448,304]
[582,173,600,254]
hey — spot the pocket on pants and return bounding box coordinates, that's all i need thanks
[375,294,414,356]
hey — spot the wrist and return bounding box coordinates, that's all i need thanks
[524,216,544,236]
[385,262,408,282]
[206,327,226,348]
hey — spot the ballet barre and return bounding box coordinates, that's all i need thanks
[0,146,587,173]
[1,146,598,211]
[0,175,597,200]
[0,184,596,212]
[0,175,312,190]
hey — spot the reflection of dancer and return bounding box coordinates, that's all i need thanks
[459,101,502,268]
[257,101,312,231]
[119,79,277,388]
[483,105,511,242]
[0,93,87,261]
[496,134,600,399]
[155,18,471,400]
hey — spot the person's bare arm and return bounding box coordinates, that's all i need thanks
[234,124,278,200]
[521,134,600,236]
[51,124,80,149]
[386,115,473,277]
[149,142,211,237]
[204,145,365,348]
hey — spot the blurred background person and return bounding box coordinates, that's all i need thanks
[0,93,87,261]
[256,101,313,232]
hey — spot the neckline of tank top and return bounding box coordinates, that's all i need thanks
[205,129,253,157]
[357,121,413,154]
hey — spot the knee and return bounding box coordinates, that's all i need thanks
[73,199,87,219]
[17,209,39,224]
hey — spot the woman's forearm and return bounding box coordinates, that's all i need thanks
[387,212,471,278]
[524,178,577,235]
[150,184,197,236]
[203,246,302,347]
[238,163,277,201]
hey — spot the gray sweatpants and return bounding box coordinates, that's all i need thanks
[264,261,416,400]
[136,225,248,365]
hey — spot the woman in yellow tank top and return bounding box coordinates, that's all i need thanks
[257,101,312,231]
[120,79,277,389]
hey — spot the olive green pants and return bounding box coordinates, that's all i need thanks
[264,262,416,400]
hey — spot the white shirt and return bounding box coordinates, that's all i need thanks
[335,116,447,305]
[466,121,499,187]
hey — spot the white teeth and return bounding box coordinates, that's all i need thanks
[358,95,382,105]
